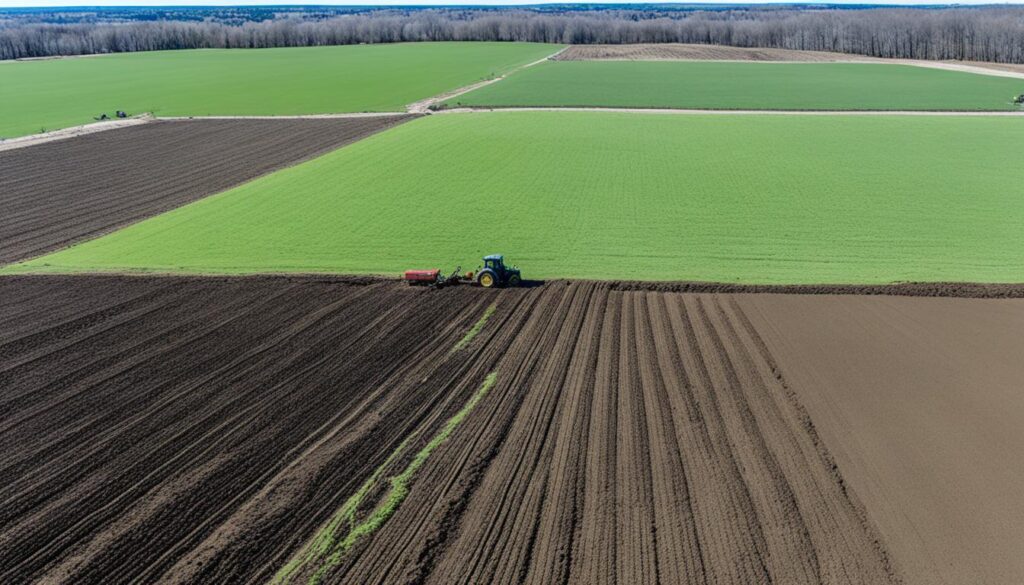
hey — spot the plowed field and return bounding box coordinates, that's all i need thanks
[0,275,527,584]
[319,282,897,585]
[0,116,413,265]
[2,276,907,584]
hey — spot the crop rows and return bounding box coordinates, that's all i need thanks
[322,282,897,584]
[0,275,530,583]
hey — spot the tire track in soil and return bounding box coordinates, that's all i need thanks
[1,277,899,584]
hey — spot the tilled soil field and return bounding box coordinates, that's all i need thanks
[2,276,903,584]
[0,274,528,584]
[323,282,898,585]
[742,294,1024,585]
[0,116,413,265]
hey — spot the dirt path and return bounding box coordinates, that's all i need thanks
[741,294,1024,585]
[0,115,153,153]
[159,112,413,121]
[407,46,568,113]
[0,116,414,266]
[438,106,1024,116]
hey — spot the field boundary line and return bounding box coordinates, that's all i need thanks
[407,45,568,114]
[159,112,413,121]
[436,106,1024,117]
[0,114,153,152]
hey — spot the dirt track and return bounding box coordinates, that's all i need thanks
[556,43,1024,80]
[2,276,902,584]
[0,117,413,265]
[555,44,886,62]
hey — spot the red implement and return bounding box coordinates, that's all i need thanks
[403,269,440,285]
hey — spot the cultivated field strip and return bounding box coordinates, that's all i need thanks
[0,116,413,264]
[0,275,532,584]
[323,282,898,585]
[1,277,897,583]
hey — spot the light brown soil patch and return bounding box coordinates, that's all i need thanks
[739,294,1024,585]
[0,116,414,265]
[555,44,885,62]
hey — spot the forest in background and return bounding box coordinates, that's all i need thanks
[2,5,1023,63]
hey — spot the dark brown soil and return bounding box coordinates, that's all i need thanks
[1,275,901,584]
[0,274,528,584]
[0,117,414,265]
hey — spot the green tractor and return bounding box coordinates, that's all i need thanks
[475,254,522,288]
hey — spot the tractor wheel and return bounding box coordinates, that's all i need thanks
[478,271,496,288]
[507,274,521,287]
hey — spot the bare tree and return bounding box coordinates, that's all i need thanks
[2,7,1023,63]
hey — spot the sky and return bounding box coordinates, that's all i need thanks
[3,0,1022,6]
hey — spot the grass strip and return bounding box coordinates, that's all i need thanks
[452,303,497,352]
[15,112,1024,284]
[274,372,498,585]
[271,437,411,584]
[445,60,1024,111]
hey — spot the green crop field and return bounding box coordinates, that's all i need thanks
[445,61,1024,111]
[6,112,1023,284]
[0,42,560,138]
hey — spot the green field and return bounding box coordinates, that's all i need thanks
[0,42,560,138]
[445,61,1024,111]
[6,112,1023,284]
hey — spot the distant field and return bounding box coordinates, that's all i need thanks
[553,43,882,62]
[0,42,559,138]
[446,61,1024,110]
[6,112,1023,284]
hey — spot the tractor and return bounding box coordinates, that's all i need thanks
[475,254,521,288]
[402,254,523,288]
[1015,94,1024,105]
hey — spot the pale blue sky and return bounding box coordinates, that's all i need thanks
[3,0,1022,7]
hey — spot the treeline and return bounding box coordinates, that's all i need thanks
[2,7,1023,63]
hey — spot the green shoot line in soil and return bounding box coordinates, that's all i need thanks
[444,61,1024,111]
[452,304,497,352]
[274,372,499,585]
[0,42,560,138]
[8,112,1024,284]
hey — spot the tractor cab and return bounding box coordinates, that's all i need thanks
[476,254,522,288]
